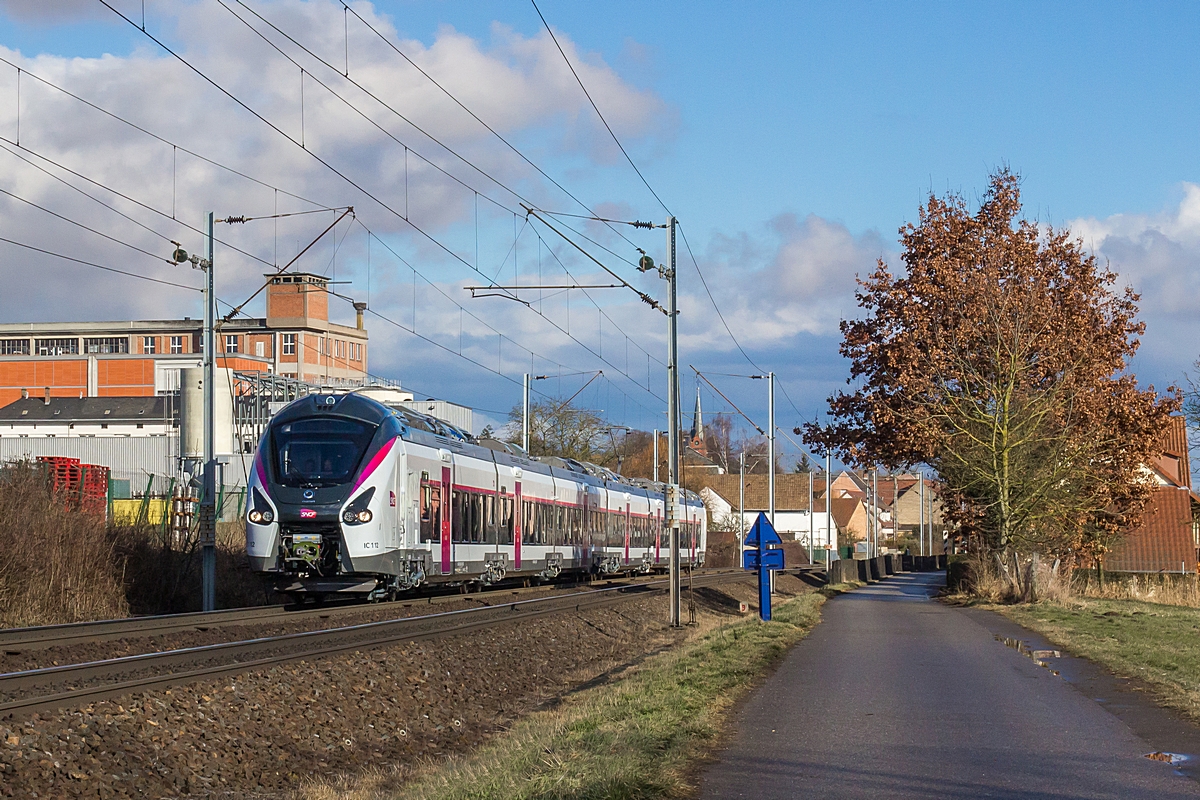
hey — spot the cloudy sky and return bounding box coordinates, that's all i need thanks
[0,1,1198,457]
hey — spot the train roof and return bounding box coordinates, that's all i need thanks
[271,394,701,502]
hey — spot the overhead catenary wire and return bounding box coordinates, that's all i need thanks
[352,219,665,419]
[333,0,647,255]
[3,6,663,427]
[225,0,663,355]
[0,234,199,292]
[529,0,672,217]
[214,0,666,388]
[100,4,664,405]
[5,12,664,408]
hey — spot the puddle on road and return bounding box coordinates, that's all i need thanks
[995,635,1063,674]
[1146,751,1189,766]
[995,635,1199,776]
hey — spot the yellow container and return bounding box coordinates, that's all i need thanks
[110,499,169,526]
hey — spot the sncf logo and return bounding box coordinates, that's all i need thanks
[300,509,317,519]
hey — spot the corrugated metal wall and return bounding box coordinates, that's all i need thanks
[0,436,179,495]
[400,399,473,432]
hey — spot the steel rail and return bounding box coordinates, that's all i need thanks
[0,569,741,652]
[0,571,751,720]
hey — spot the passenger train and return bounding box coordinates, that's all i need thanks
[245,392,706,599]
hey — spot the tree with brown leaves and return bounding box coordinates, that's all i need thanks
[803,170,1177,568]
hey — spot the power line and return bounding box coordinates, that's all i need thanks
[215,0,667,391]
[0,52,327,213]
[530,0,671,217]
[101,3,664,403]
[0,136,283,272]
[335,0,646,254]
[356,219,663,418]
[530,224,666,374]
[0,234,198,292]
[0,184,174,266]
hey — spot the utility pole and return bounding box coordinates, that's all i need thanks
[171,215,216,610]
[200,212,216,612]
[768,372,775,525]
[826,450,833,565]
[522,373,531,452]
[653,429,659,483]
[872,468,879,558]
[767,372,775,594]
[808,465,814,564]
[919,472,925,556]
[666,216,681,628]
[739,450,746,565]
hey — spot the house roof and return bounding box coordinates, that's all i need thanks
[0,396,177,423]
[1151,416,1191,490]
[1105,486,1196,573]
[696,473,828,512]
[829,497,863,528]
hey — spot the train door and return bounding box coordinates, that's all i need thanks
[655,507,661,563]
[514,479,523,570]
[624,500,630,565]
[440,464,452,573]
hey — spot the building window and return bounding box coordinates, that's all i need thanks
[83,337,128,354]
[36,338,78,355]
[0,338,29,355]
[225,334,239,353]
[282,333,295,355]
[143,336,156,354]
[170,336,183,354]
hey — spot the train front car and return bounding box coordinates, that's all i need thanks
[246,393,412,601]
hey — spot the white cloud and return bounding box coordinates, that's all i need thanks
[1069,185,1200,386]
[675,213,887,350]
[0,0,101,23]
[0,0,671,327]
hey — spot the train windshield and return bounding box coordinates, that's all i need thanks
[271,417,378,488]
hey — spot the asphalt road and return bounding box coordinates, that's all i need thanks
[699,571,1200,799]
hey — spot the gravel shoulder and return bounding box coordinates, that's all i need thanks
[0,572,804,799]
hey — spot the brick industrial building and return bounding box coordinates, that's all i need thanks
[0,273,367,405]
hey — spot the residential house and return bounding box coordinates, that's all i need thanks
[1104,416,1199,573]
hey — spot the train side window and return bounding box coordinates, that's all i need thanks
[451,490,464,543]
[419,475,435,542]
[484,496,497,543]
[474,493,485,542]
[500,496,514,545]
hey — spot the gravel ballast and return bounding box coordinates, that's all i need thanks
[0,573,810,799]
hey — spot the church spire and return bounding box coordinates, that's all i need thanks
[689,385,706,455]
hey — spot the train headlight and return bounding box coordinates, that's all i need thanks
[261,509,274,524]
[249,510,263,524]
[341,487,376,526]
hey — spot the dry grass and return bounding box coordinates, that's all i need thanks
[300,592,828,800]
[110,518,273,615]
[0,461,129,628]
[944,552,1071,605]
[1070,572,1200,607]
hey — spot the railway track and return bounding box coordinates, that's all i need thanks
[0,568,742,653]
[0,569,753,720]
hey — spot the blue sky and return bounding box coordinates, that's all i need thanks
[0,1,1197,461]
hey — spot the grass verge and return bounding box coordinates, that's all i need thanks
[305,591,827,800]
[999,598,1200,722]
